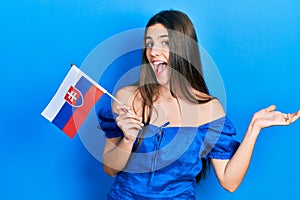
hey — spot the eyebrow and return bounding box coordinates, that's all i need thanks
[145,34,169,40]
[158,34,169,39]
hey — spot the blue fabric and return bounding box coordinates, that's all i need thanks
[98,108,240,199]
[98,107,124,138]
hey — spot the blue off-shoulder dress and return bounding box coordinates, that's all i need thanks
[98,108,240,200]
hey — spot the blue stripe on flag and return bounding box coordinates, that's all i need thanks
[52,76,93,129]
[75,76,92,94]
[52,103,74,129]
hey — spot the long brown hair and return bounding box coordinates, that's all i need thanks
[133,10,213,182]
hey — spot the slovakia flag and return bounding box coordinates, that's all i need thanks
[41,65,105,138]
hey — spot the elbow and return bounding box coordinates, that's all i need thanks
[103,165,118,177]
[221,182,239,193]
[219,178,240,193]
[225,186,238,193]
[104,170,116,177]
[218,173,241,193]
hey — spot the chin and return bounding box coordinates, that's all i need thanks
[157,79,170,88]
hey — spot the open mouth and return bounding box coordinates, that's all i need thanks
[152,61,167,75]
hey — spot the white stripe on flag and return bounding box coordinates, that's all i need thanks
[41,66,82,122]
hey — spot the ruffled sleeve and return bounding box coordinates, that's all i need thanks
[97,107,124,138]
[200,116,240,160]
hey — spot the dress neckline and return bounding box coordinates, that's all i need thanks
[146,115,227,129]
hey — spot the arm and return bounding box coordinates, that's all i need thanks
[212,105,300,192]
[102,87,143,177]
[102,134,137,176]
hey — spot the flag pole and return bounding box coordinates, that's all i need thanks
[70,64,122,105]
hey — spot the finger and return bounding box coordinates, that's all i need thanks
[265,105,276,112]
[290,110,300,123]
[278,115,291,126]
[287,113,292,123]
[123,123,144,131]
[116,104,131,113]
[294,110,300,117]
[116,105,130,115]
[116,114,144,127]
[120,117,144,127]
[116,113,140,121]
[117,112,142,123]
[118,109,126,116]
[282,113,289,120]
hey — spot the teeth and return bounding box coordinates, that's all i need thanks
[153,61,165,66]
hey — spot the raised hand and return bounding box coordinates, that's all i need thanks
[252,105,300,130]
[115,104,144,142]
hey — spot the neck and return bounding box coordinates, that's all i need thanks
[158,85,172,96]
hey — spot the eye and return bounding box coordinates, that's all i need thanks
[162,41,169,46]
[145,41,153,48]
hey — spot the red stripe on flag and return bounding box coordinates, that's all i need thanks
[62,85,104,138]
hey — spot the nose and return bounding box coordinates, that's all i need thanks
[150,46,162,57]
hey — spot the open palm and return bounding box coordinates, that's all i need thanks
[252,105,300,129]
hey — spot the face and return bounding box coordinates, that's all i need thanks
[145,23,170,86]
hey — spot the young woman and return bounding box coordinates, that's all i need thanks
[98,10,300,199]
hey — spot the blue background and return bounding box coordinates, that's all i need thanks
[1,0,299,199]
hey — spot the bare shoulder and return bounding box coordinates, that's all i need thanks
[197,98,226,125]
[209,98,226,118]
[193,89,223,113]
